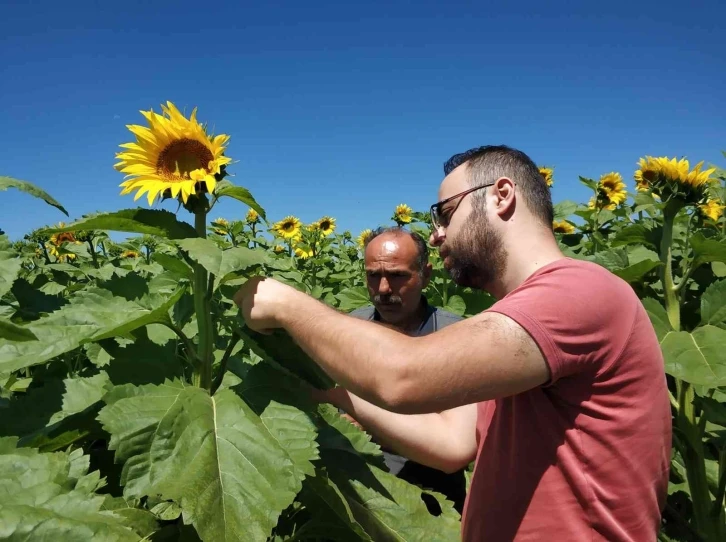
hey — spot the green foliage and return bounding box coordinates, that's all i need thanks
[0,176,69,216]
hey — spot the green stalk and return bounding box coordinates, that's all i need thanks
[192,205,214,391]
[661,199,717,538]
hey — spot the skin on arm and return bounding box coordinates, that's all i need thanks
[317,387,478,474]
[235,277,550,415]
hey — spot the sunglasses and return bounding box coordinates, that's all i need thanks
[429,182,494,230]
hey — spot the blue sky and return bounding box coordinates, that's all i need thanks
[1,0,724,241]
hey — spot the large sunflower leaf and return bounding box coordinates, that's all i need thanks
[97,380,317,542]
[41,209,197,240]
[701,279,726,328]
[642,298,672,342]
[213,181,266,219]
[335,286,371,312]
[312,405,461,542]
[0,235,22,299]
[49,373,113,425]
[661,325,726,387]
[0,176,69,216]
[0,318,38,341]
[691,233,726,268]
[0,288,183,373]
[0,437,147,541]
[177,238,268,288]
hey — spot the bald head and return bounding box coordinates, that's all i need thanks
[363,229,432,329]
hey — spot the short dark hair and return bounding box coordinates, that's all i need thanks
[364,226,429,274]
[443,145,553,226]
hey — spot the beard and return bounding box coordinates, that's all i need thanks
[441,207,507,291]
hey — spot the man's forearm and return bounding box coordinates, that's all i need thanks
[326,388,477,474]
[281,292,419,409]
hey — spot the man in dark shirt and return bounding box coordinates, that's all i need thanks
[346,226,468,513]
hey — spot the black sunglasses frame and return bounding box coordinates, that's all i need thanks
[429,182,494,230]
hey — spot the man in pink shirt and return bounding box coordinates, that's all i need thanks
[234,145,672,540]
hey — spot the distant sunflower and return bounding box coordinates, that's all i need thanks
[274,216,302,240]
[115,101,232,205]
[273,245,286,254]
[121,250,141,259]
[317,216,336,236]
[246,209,259,224]
[598,172,627,207]
[588,196,617,212]
[394,204,413,224]
[212,217,230,236]
[634,170,649,192]
[539,167,554,187]
[47,223,80,262]
[294,246,314,260]
[357,228,373,249]
[699,199,725,222]
[552,220,575,234]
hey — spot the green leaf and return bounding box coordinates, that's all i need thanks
[553,200,578,220]
[578,176,598,191]
[214,181,267,219]
[611,224,658,249]
[0,437,145,541]
[41,209,198,240]
[443,294,466,316]
[661,326,726,387]
[0,288,184,373]
[642,298,672,342]
[0,176,69,216]
[49,373,112,425]
[98,381,315,542]
[0,318,38,341]
[0,236,22,299]
[177,238,268,287]
[701,279,726,327]
[336,286,371,311]
[713,262,726,278]
[152,252,193,279]
[313,405,462,541]
[612,259,661,283]
[103,334,184,386]
[698,396,726,427]
[691,233,726,269]
[237,328,335,390]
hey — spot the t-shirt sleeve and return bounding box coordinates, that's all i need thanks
[485,261,637,384]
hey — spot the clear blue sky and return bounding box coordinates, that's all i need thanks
[1,0,724,241]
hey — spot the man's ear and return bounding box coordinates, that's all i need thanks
[421,262,432,288]
[492,176,516,217]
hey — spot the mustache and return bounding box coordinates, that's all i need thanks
[373,294,403,305]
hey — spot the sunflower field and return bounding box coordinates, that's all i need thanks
[1,103,725,542]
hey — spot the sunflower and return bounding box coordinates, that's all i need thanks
[393,204,413,224]
[588,196,617,212]
[115,101,232,205]
[699,199,725,222]
[634,170,649,192]
[273,216,302,240]
[273,245,286,254]
[635,156,716,201]
[246,209,259,224]
[598,172,627,207]
[552,220,575,234]
[47,223,80,262]
[357,228,373,249]
[212,217,230,236]
[47,243,76,262]
[121,250,141,259]
[317,216,336,236]
[294,246,314,260]
[539,167,554,187]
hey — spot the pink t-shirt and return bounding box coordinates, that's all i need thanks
[461,258,671,541]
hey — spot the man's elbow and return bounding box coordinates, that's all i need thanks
[376,371,434,415]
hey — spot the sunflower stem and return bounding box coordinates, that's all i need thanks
[193,203,214,391]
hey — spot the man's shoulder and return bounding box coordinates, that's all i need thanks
[430,307,463,330]
[349,305,376,320]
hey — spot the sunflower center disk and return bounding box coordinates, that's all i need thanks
[156,138,214,180]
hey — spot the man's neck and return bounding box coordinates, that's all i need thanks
[387,298,429,335]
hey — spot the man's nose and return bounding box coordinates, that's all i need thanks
[378,277,391,294]
[429,227,445,247]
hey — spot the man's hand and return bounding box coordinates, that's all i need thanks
[233,276,300,333]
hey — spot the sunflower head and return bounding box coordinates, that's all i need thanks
[598,172,628,207]
[212,217,230,236]
[116,101,232,206]
[246,209,259,224]
[49,222,77,246]
[46,243,76,262]
[539,167,554,187]
[294,245,314,260]
[393,204,413,225]
[357,228,373,249]
[317,216,336,236]
[635,155,716,204]
[273,216,302,240]
[273,245,286,254]
[121,250,141,259]
[552,220,575,234]
[699,199,725,222]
